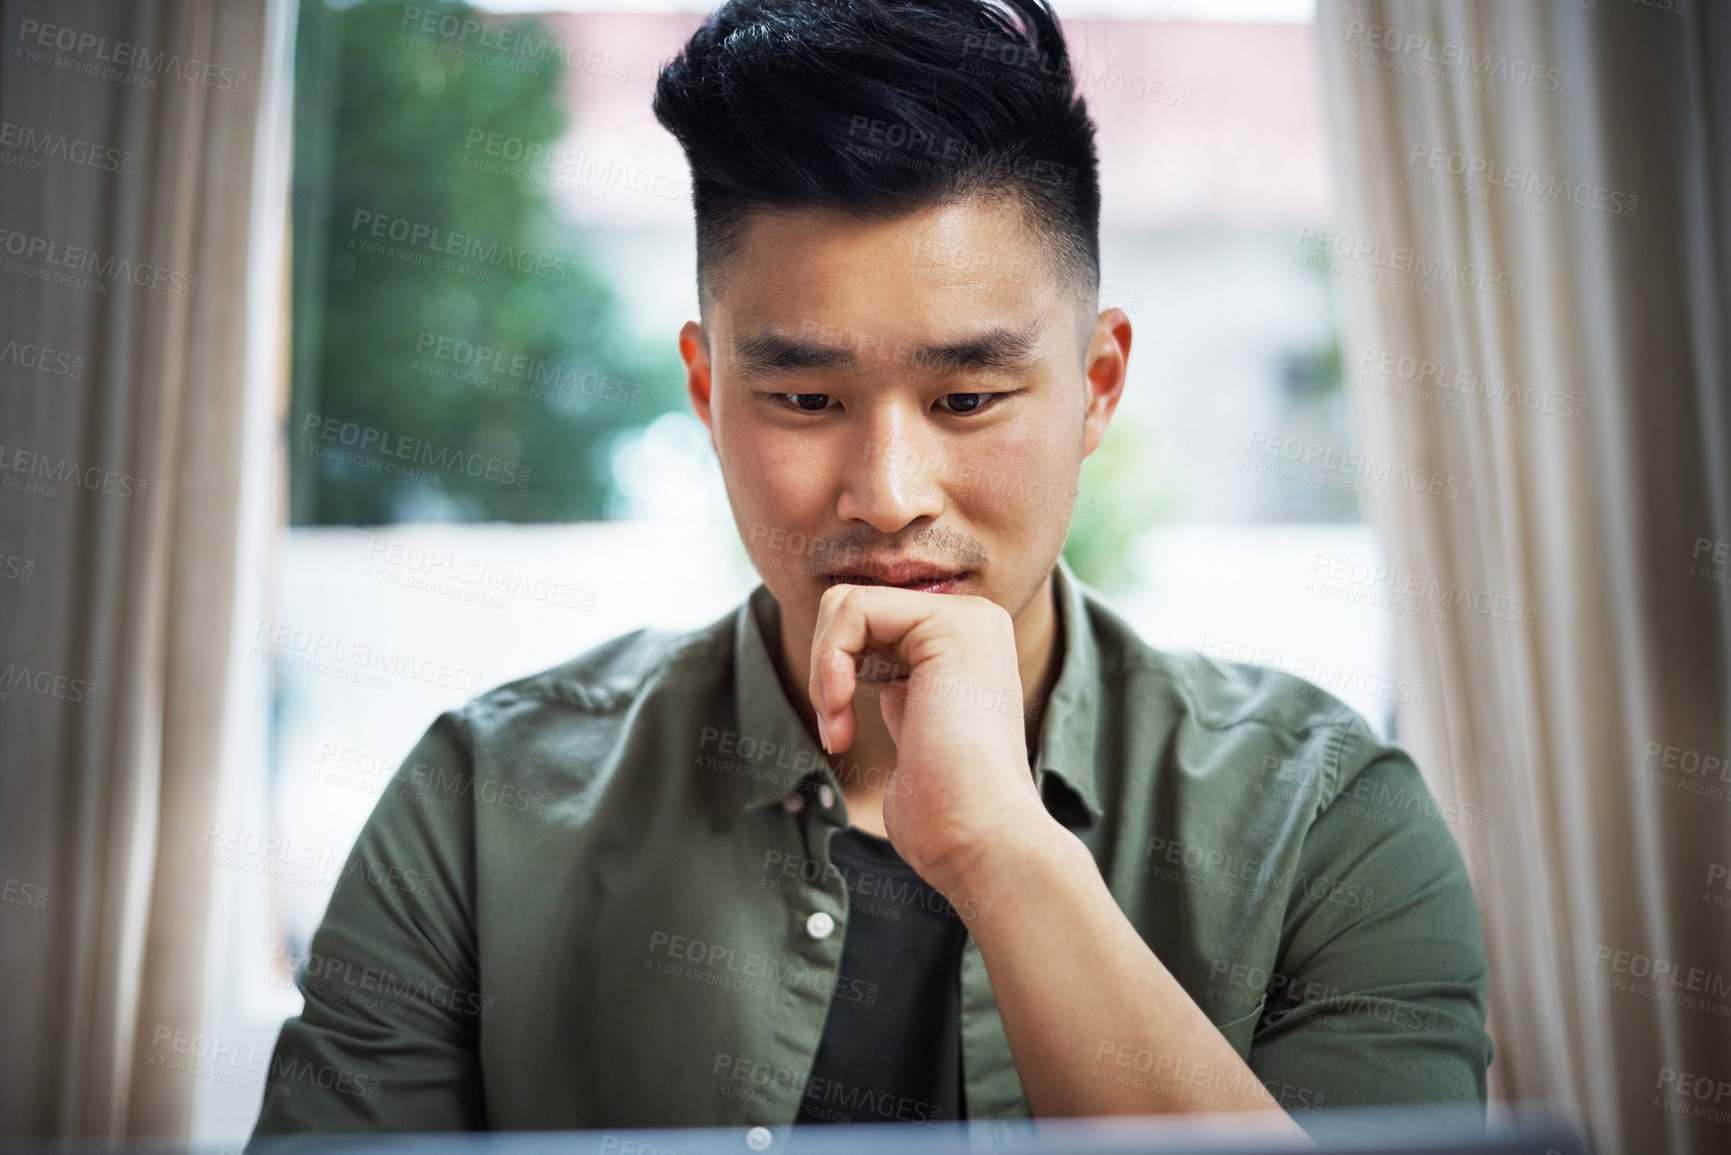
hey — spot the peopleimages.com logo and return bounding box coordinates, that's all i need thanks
[298,413,532,489]
[1294,228,1525,299]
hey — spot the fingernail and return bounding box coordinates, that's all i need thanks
[816,712,831,754]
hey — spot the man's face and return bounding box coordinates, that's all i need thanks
[679,196,1129,647]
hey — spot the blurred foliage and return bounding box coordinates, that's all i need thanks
[1280,340,1342,405]
[1062,409,1178,595]
[1264,333,1356,522]
[289,0,678,525]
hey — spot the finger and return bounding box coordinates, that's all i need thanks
[807,586,855,752]
[810,647,857,752]
[878,677,908,747]
[808,585,937,752]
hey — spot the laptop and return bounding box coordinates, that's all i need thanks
[217,1105,1588,1155]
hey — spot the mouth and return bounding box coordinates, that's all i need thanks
[822,565,969,595]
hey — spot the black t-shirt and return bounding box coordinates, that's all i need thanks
[795,825,968,1126]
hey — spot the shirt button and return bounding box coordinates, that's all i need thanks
[805,911,835,939]
[781,793,804,812]
[817,784,835,809]
[745,1125,773,1151]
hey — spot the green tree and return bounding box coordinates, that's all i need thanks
[1062,408,1178,594]
[289,0,677,524]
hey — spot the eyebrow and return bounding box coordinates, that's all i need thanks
[733,325,1042,376]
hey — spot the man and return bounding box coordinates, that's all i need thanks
[251,0,1491,1137]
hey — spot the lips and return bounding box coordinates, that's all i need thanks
[823,563,968,594]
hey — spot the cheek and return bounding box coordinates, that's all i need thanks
[726,433,832,517]
[717,407,791,495]
[955,413,1081,526]
[715,420,837,569]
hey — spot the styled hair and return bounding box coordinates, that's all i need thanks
[652,0,1101,317]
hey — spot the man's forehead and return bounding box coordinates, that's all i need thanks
[704,198,1089,366]
[719,199,1060,297]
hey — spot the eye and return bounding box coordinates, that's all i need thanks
[780,393,833,412]
[937,393,995,414]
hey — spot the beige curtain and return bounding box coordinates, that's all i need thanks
[0,0,282,1139]
[1315,2,1731,1153]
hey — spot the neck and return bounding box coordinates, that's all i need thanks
[771,570,1065,832]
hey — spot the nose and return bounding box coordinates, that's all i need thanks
[834,405,945,534]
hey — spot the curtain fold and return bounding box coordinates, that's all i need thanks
[1315,3,1731,1153]
[0,0,279,1138]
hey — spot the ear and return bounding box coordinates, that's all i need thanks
[1081,307,1132,458]
[679,318,716,448]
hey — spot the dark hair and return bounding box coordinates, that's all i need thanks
[653,0,1101,318]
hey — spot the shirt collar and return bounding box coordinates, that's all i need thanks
[1032,557,1106,825]
[733,585,831,810]
[731,557,1104,824]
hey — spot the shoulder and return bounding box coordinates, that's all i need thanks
[1080,588,1391,807]
[436,604,737,762]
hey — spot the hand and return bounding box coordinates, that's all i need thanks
[807,583,1054,895]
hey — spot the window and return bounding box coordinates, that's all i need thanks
[193,0,1391,1140]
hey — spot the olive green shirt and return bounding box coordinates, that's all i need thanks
[251,560,1491,1133]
